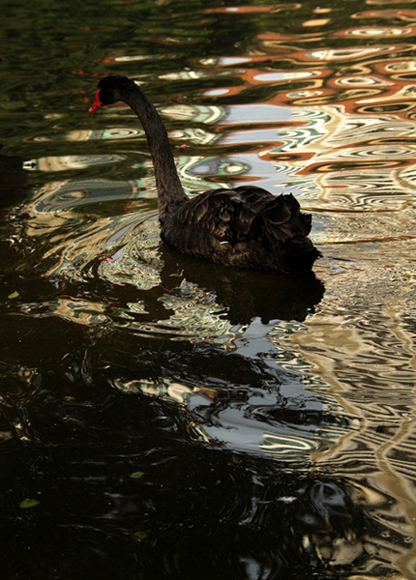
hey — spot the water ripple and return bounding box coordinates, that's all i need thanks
[6,0,416,577]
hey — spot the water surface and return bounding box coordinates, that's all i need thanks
[2,0,416,578]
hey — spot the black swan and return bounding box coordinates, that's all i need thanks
[89,75,320,273]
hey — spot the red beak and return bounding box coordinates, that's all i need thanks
[88,89,102,114]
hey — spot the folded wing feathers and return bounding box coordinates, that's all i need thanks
[178,187,311,248]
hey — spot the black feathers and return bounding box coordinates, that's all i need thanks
[162,187,320,273]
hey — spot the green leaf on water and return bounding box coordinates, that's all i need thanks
[20,498,40,509]
[133,531,147,541]
[129,471,145,479]
[8,291,20,300]
[169,273,182,277]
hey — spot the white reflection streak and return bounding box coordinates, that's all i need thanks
[23,154,125,172]
[261,433,317,455]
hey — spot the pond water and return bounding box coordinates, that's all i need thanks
[2,0,416,578]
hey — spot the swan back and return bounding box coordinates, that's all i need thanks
[162,187,320,273]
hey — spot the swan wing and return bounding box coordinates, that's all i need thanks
[250,191,313,249]
[173,187,310,248]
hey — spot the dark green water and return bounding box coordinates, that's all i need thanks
[2,0,416,578]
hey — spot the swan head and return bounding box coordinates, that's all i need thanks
[89,76,134,113]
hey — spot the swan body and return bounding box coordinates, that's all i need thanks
[89,75,320,273]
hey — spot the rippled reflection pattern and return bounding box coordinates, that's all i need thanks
[3,0,416,577]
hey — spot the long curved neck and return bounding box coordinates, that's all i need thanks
[119,81,187,223]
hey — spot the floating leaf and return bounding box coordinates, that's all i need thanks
[129,471,145,479]
[20,498,40,509]
[169,273,182,277]
[133,531,147,541]
[8,291,20,300]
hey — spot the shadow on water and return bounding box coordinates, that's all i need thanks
[159,246,325,325]
[100,246,325,329]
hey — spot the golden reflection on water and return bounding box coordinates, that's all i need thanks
[278,237,416,570]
